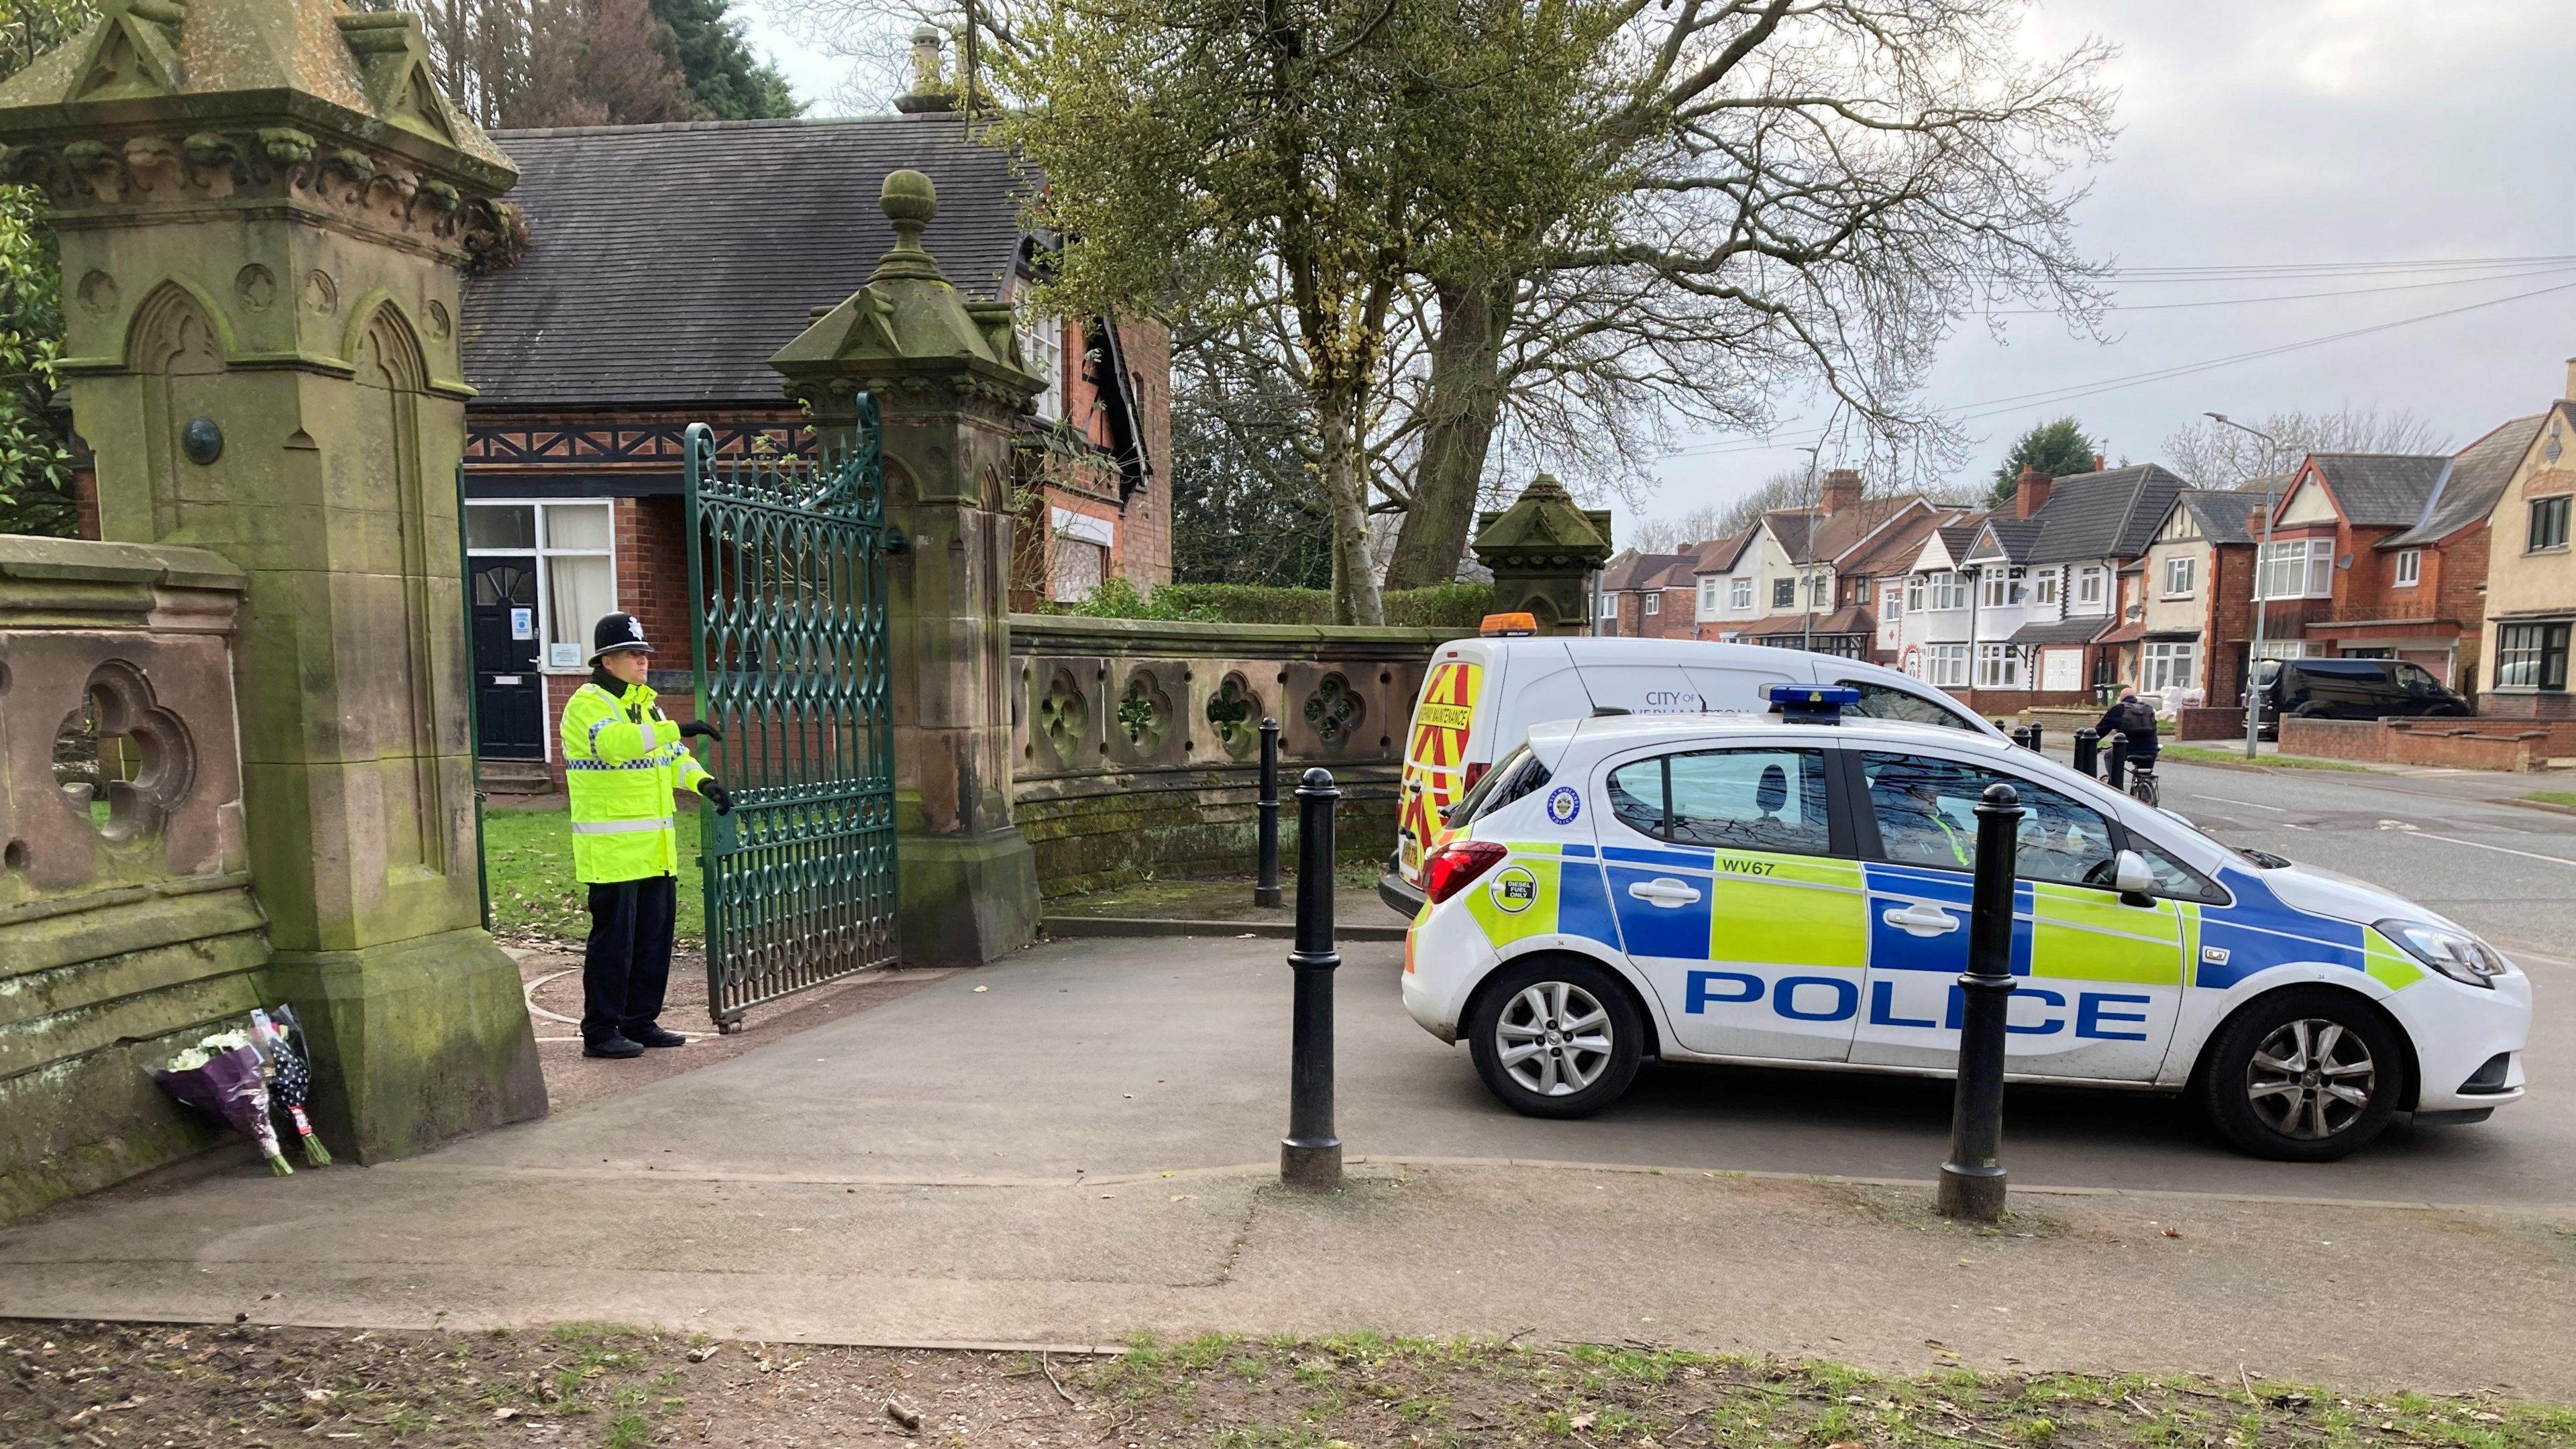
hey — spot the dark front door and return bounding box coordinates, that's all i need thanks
[470,556,545,759]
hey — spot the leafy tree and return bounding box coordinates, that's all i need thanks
[1169,340,1332,589]
[998,0,1610,623]
[648,0,803,119]
[1988,417,2101,504]
[0,0,93,539]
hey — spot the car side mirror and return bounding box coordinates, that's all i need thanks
[2112,848,2155,905]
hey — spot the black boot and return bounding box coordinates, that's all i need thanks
[583,1034,645,1059]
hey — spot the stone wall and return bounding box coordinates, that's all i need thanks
[1009,615,1447,894]
[0,538,269,1223]
[2176,706,2243,741]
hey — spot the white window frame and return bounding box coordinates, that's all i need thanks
[2031,569,2059,607]
[1018,309,1066,423]
[1906,575,1925,613]
[1730,576,1754,610]
[1925,571,1968,611]
[2163,555,2196,598]
[1644,592,1661,616]
[2074,566,2106,607]
[2257,537,2334,600]
[2253,638,2309,662]
[1601,590,1618,619]
[1882,586,1902,622]
[2143,640,2198,694]
[1925,643,1970,688]
[2392,549,2422,588]
[1699,578,1719,615]
[1974,642,2022,689]
[466,498,618,675]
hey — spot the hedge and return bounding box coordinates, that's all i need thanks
[1042,579,1495,629]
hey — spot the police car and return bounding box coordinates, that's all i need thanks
[1401,687,2530,1161]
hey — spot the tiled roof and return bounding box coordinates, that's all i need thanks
[1765,496,1919,565]
[1692,529,1754,574]
[1600,550,1699,592]
[2021,465,2189,564]
[2175,488,2276,546]
[2384,413,2549,547]
[2010,616,2115,646]
[462,116,1034,407]
[1970,517,2043,564]
[2306,453,2451,527]
[1739,605,1874,637]
[1842,505,1973,577]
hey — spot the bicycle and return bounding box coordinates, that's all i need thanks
[2126,757,2160,808]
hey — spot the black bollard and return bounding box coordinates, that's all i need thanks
[1254,717,1283,908]
[2026,723,2044,753]
[2072,727,2098,779]
[2010,724,2033,751]
[1281,767,1343,1189]
[2104,735,2128,792]
[1939,782,2023,1221]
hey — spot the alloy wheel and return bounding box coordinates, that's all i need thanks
[1493,980,1615,1096]
[2245,1018,2376,1140]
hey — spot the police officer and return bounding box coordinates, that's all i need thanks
[2095,687,2160,777]
[562,612,732,1060]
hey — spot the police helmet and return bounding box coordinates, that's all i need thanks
[589,612,653,662]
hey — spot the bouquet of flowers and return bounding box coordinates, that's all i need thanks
[253,1006,331,1166]
[153,1030,292,1175]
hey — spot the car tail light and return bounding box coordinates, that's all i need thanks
[1460,760,1489,795]
[1424,840,1507,904]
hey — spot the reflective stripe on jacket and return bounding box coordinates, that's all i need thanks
[561,680,714,883]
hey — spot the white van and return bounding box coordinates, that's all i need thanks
[1383,630,2004,914]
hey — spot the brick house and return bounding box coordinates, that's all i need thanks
[2475,365,2576,718]
[452,114,1170,782]
[1895,464,2186,712]
[2123,486,2275,711]
[1597,550,1699,637]
[2252,419,2538,691]
[1690,470,1948,657]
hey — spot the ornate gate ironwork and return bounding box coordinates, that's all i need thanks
[683,407,898,1028]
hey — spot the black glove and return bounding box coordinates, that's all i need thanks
[702,781,734,815]
[678,718,723,742]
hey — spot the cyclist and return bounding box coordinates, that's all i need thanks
[2095,687,2161,800]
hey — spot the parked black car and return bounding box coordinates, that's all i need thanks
[2244,657,2470,737]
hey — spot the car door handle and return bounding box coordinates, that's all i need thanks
[1626,877,1702,908]
[1882,904,1962,937]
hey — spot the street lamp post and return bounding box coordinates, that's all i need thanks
[1799,443,1823,653]
[2207,413,2280,761]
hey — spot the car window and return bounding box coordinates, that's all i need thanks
[1473,749,1552,822]
[2133,837,2229,904]
[1606,757,1666,838]
[1835,680,1980,731]
[1666,749,1832,854]
[1860,753,2119,887]
[2394,663,2440,696]
[1444,744,1524,823]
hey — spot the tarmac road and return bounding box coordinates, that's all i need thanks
[411,755,2571,1210]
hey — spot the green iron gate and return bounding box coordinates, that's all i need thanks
[682,409,900,1029]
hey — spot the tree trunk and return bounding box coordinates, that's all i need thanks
[1318,386,1385,626]
[1383,275,1515,591]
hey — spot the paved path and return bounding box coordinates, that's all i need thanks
[3,758,2568,1393]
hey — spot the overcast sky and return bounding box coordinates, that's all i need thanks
[740,0,2576,542]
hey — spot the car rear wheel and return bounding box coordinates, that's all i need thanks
[1466,957,1645,1119]
[2196,987,2404,1161]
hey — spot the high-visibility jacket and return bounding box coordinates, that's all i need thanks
[561,679,714,883]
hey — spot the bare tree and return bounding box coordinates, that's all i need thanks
[2161,406,2453,487]
[402,0,702,128]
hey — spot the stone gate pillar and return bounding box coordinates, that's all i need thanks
[0,0,544,1157]
[1471,475,1614,636]
[771,170,1042,965]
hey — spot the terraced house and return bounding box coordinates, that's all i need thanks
[1690,470,1949,658]
[2475,364,2576,719]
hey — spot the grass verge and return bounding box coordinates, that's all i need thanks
[479,804,705,944]
[2162,745,2369,772]
[9,1322,2572,1448]
[2523,790,2576,808]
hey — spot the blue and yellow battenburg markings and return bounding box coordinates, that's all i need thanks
[1446,841,2428,1002]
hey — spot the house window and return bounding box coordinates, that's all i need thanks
[2253,639,2308,662]
[1699,578,1718,614]
[2143,641,2198,694]
[2031,569,2059,606]
[468,500,616,670]
[1050,507,1116,602]
[2530,495,2571,551]
[1925,643,1970,688]
[2496,622,2571,691]
[1730,576,1753,610]
[1601,590,1617,619]
[2075,566,2106,606]
[2392,549,2421,587]
[1974,643,2021,689]
[1805,573,1829,607]
[1772,578,1796,608]
[1925,572,1968,610]
[1852,576,1872,605]
[2257,538,2334,600]
[2163,555,2197,598]
[1882,588,1902,622]
[1018,311,1065,423]
[1905,575,1924,613]
[1644,593,1661,616]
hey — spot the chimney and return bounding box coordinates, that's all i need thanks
[893,25,957,113]
[2014,463,2053,519]
[2093,453,2106,472]
[1819,468,1862,517]
[2563,356,2576,401]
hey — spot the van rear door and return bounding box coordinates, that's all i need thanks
[1397,643,1497,885]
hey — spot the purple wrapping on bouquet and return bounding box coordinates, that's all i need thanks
[154,1044,292,1175]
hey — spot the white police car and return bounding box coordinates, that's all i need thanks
[1400,687,2530,1161]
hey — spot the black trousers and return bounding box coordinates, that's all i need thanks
[583,875,676,1044]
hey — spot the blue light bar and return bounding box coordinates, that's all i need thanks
[1764,684,1862,723]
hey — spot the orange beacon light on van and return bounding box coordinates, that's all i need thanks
[1478,612,1537,637]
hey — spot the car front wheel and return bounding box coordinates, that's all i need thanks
[2196,987,2404,1161]
[1466,957,1645,1119]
